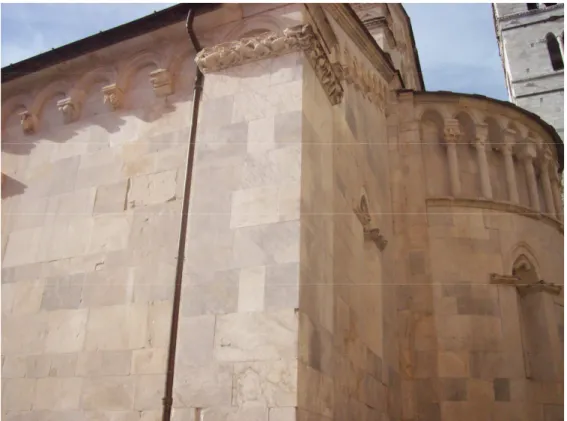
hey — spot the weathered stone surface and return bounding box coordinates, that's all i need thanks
[45,309,88,353]
[2,378,36,411]
[81,376,135,410]
[173,363,233,408]
[85,304,148,351]
[214,309,297,362]
[127,170,177,209]
[34,377,82,410]
[131,348,167,375]
[77,351,132,376]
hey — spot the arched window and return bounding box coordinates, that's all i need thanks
[527,3,539,10]
[546,33,564,71]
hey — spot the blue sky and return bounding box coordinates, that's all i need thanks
[0,3,508,101]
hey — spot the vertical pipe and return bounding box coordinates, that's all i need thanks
[162,9,204,421]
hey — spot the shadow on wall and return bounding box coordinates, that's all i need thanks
[1,174,27,199]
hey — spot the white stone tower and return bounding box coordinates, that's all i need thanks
[493,3,564,140]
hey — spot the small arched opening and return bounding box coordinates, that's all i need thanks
[546,33,564,71]
[526,3,539,10]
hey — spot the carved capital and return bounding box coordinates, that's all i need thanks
[518,140,537,161]
[149,69,173,97]
[19,110,37,135]
[102,84,124,111]
[474,124,489,149]
[443,119,461,144]
[56,98,78,124]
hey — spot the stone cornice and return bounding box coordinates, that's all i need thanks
[195,24,344,105]
[426,197,564,234]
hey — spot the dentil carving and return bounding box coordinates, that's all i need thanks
[102,84,124,110]
[340,47,387,108]
[19,110,36,135]
[149,69,173,97]
[56,98,78,124]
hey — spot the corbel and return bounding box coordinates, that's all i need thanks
[19,110,37,135]
[102,83,124,111]
[56,97,79,124]
[149,68,173,97]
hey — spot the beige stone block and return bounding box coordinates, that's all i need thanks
[214,309,297,362]
[77,351,132,376]
[3,227,42,267]
[171,408,197,421]
[232,220,300,268]
[41,273,83,311]
[230,186,280,228]
[2,355,27,378]
[48,187,96,224]
[233,359,298,407]
[1,313,47,356]
[2,279,44,315]
[85,304,148,351]
[278,182,300,222]
[240,145,301,189]
[247,116,275,155]
[467,379,494,402]
[34,377,82,410]
[238,266,266,312]
[176,315,215,369]
[140,411,163,421]
[438,351,470,377]
[47,353,78,377]
[94,180,129,214]
[2,378,35,411]
[25,355,51,378]
[10,195,48,231]
[265,262,299,310]
[181,269,238,316]
[82,267,133,308]
[81,376,135,410]
[131,348,168,374]
[45,309,88,353]
[133,374,166,410]
[148,301,172,349]
[39,217,94,261]
[173,363,233,407]
[127,170,177,209]
[269,408,296,421]
[201,407,268,421]
[83,411,140,421]
[75,161,124,190]
[131,262,175,303]
[88,213,132,254]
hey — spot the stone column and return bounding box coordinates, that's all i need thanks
[502,130,519,204]
[474,124,493,199]
[443,119,462,197]
[519,141,540,212]
[539,147,556,217]
[550,161,563,220]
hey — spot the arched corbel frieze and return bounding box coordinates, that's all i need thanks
[30,80,72,126]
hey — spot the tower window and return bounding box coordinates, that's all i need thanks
[527,3,539,10]
[546,33,564,71]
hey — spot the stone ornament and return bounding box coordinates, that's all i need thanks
[102,84,124,111]
[340,47,387,108]
[56,97,79,124]
[489,273,561,296]
[19,110,37,135]
[443,120,462,144]
[195,24,344,105]
[149,69,173,97]
[354,193,388,252]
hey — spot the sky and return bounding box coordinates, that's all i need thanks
[0,3,509,101]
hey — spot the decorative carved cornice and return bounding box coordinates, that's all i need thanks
[56,98,78,124]
[102,84,123,111]
[338,47,387,108]
[19,110,37,135]
[149,69,173,97]
[195,24,343,105]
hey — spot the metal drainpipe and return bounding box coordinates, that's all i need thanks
[162,8,204,421]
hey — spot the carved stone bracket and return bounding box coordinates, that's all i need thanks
[19,110,37,135]
[56,98,79,124]
[102,84,124,111]
[443,119,462,144]
[489,273,562,296]
[149,69,173,97]
[354,193,388,252]
[195,24,343,105]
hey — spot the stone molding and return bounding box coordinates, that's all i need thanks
[195,24,344,105]
[426,197,564,233]
[490,273,562,296]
